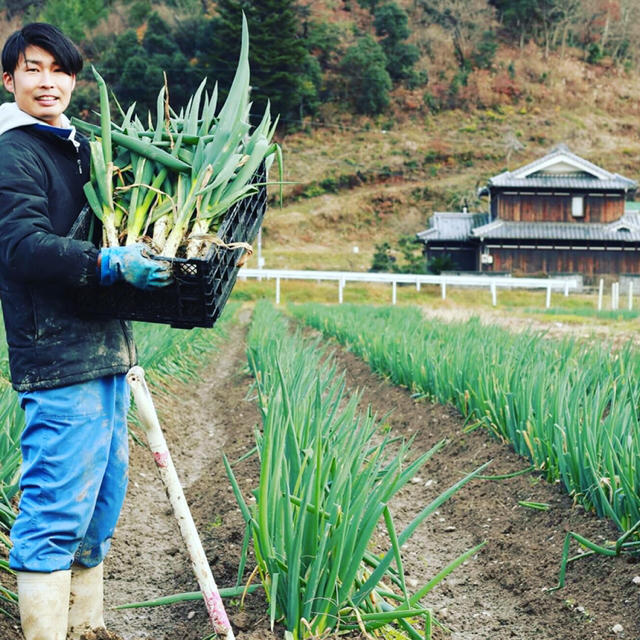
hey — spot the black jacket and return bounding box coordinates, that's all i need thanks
[0,125,136,391]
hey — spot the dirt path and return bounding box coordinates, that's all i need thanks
[420,304,640,347]
[104,307,270,640]
[1,305,639,640]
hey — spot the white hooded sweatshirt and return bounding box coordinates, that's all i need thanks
[0,101,78,146]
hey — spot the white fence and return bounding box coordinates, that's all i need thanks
[238,268,580,307]
[601,279,638,311]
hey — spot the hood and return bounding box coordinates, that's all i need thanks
[0,102,74,137]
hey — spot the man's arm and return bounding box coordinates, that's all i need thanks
[0,146,99,287]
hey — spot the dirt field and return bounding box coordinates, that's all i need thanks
[1,305,639,640]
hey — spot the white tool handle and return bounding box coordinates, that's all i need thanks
[126,366,235,640]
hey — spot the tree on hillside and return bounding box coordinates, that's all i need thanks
[546,0,584,56]
[302,19,342,69]
[418,0,497,70]
[490,0,640,63]
[532,0,578,57]
[489,0,543,48]
[340,34,392,114]
[491,0,580,54]
[375,2,411,45]
[604,0,640,63]
[96,13,199,115]
[576,0,640,64]
[374,2,420,81]
[37,0,111,43]
[201,0,311,124]
[5,0,44,18]
[357,0,381,11]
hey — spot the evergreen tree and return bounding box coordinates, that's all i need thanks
[38,0,111,43]
[341,35,391,115]
[370,242,397,272]
[488,0,541,47]
[202,0,310,124]
[5,0,44,18]
[96,13,199,116]
[303,20,342,69]
[427,254,454,274]
[374,2,420,81]
[370,237,426,273]
[357,0,380,11]
[375,2,411,47]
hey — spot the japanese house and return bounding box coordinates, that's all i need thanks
[417,144,639,279]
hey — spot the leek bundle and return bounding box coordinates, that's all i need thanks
[73,14,281,259]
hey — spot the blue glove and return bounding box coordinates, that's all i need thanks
[98,244,173,290]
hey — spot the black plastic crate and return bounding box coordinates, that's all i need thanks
[70,165,267,329]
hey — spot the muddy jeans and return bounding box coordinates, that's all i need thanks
[9,374,129,572]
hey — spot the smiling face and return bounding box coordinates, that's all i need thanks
[2,45,76,127]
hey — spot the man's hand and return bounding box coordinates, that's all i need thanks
[98,244,173,290]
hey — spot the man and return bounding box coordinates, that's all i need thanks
[0,23,171,640]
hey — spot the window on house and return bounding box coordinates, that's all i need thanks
[571,196,584,218]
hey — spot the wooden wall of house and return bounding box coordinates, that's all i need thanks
[496,193,624,223]
[489,248,640,275]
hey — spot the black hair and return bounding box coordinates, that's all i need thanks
[1,23,83,76]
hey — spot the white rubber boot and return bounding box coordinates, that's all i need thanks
[67,562,106,639]
[16,569,71,640]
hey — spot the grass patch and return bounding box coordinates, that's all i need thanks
[232,278,594,310]
[232,279,640,334]
[530,307,640,321]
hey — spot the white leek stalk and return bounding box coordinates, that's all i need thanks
[126,366,235,640]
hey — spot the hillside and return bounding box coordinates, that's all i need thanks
[262,82,640,271]
[247,3,640,271]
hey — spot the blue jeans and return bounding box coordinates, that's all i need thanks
[9,375,130,572]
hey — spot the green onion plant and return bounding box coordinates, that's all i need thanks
[72,14,282,258]
[291,303,640,537]
[226,301,487,639]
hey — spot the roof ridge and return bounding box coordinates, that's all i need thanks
[512,145,613,180]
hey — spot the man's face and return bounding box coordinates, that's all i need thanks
[2,45,76,127]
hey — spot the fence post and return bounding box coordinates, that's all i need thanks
[339,278,344,304]
[276,277,281,305]
[441,281,447,300]
[564,281,569,296]
[611,282,619,310]
[392,280,397,305]
[490,282,497,306]
[545,285,551,309]
[598,279,603,311]
[416,280,421,292]
[629,281,634,311]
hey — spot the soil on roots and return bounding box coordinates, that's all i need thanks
[1,306,639,640]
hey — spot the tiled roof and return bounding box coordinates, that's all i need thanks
[471,212,640,242]
[488,144,637,192]
[488,176,636,190]
[417,212,490,241]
